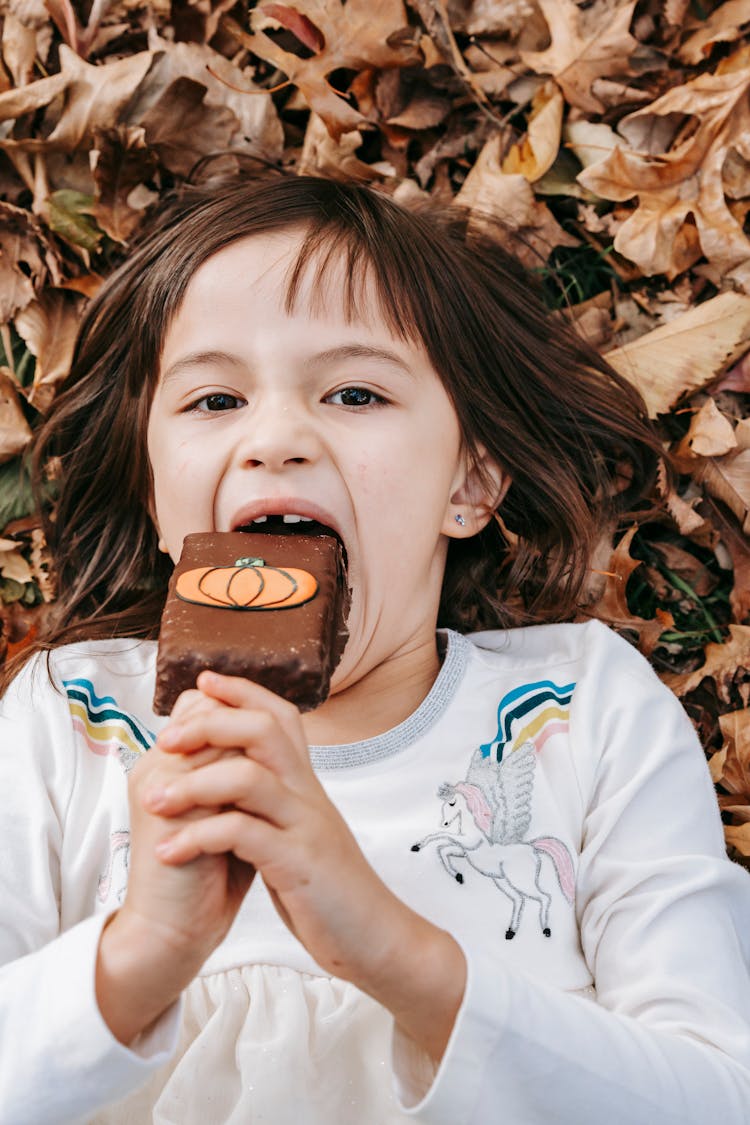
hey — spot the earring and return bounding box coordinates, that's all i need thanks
[454,514,466,526]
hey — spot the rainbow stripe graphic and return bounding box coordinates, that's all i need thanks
[64,678,154,764]
[479,679,575,763]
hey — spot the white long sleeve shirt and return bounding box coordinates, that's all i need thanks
[1,620,749,1123]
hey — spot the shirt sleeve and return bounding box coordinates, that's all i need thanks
[391,622,750,1124]
[0,657,180,1125]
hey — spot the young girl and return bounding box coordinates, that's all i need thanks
[1,174,749,1125]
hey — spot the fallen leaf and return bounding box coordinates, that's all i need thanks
[2,11,38,87]
[677,398,738,458]
[695,448,750,535]
[226,0,420,140]
[578,60,750,281]
[521,0,641,115]
[91,125,158,244]
[0,537,32,583]
[456,133,578,269]
[502,80,563,182]
[657,458,706,535]
[141,76,237,177]
[714,349,750,393]
[583,524,675,656]
[299,113,383,180]
[663,624,750,702]
[678,0,750,65]
[0,370,32,464]
[0,201,62,323]
[13,288,85,413]
[711,708,750,796]
[604,292,750,417]
[699,494,750,622]
[724,821,750,856]
[44,190,103,257]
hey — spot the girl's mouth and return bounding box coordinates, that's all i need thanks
[234,515,348,567]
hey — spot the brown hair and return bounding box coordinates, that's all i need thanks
[2,172,660,689]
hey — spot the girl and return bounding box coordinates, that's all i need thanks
[1,174,749,1125]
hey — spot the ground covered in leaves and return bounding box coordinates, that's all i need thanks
[0,0,748,861]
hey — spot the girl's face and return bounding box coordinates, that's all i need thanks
[147,231,489,691]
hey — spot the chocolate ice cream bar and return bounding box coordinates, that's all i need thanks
[153,531,350,715]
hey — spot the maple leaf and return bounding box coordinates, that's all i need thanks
[521,0,641,115]
[13,288,85,414]
[578,59,750,282]
[225,0,421,140]
[582,525,674,657]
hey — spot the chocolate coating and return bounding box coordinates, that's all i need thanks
[153,531,350,715]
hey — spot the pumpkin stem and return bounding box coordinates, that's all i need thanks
[235,557,265,567]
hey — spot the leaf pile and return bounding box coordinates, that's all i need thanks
[0,0,748,860]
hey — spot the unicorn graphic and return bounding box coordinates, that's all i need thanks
[411,677,578,940]
[97,830,131,905]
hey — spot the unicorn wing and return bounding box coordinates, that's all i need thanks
[490,741,536,844]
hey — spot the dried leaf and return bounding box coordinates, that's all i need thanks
[502,80,563,182]
[521,0,641,115]
[604,292,750,417]
[711,708,750,796]
[299,113,383,180]
[578,60,750,280]
[678,398,738,458]
[91,126,158,244]
[14,288,85,413]
[679,0,750,65]
[0,538,32,584]
[584,524,675,656]
[227,0,420,140]
[663,624,750,701]
[724,821,750,856]
[141,77,237,177]
[0,202,61,323]
[695,449,750,535]
[456,134,578,269]
[0,370,32,464]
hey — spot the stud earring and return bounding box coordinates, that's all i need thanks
[454,514,466,526]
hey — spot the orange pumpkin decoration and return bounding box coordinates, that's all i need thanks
[175,556,318,611]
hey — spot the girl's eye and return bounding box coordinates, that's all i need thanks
[192,392,244,412]
[327,387,385,407]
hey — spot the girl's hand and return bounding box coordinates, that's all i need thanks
[95,688,256,1045]
[148,673,468,1062]
[150,672,413,984]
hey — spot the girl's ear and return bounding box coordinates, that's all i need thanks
[444,447,511,538]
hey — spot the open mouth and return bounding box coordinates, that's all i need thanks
[235,515,347,565]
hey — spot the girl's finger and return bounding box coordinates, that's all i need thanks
[157,707,308,781]
[169,687,221,724]
[196,671,305,745]
[143,756,299,828]
[156,808,279,866]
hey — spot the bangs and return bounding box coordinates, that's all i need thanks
[282,217,427,346]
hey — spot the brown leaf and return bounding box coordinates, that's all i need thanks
[662,624,750,702]
[226,0,421,140]
[677,398,738,459]
[604,292,750,417]
[699,494,750,622]
[583,524,675,657]
[724,821,750,857]
[2,11,38,87]
[695,448,750,535]
[678,0,750,65]
[657,458,706,535]
[521,0,641,115]
[91,126,158,244]
[0,201,62,323]
[456,134,578,270]
[13,288,85,413]
[502,80,563,182]
[578,59,750,281]
[0,45,155,154]
[0,537,32,583]
[299,113,385,180]
[140,77,236,177]
[711,708,750,797]
[0,369,33,465]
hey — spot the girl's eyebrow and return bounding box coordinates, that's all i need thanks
[160,350,246,385]
[161,344,414,385]
[302,344,413,375]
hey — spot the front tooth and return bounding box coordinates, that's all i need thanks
[252,516,268,524]
[283,514,302,523]
[299,516,312,522]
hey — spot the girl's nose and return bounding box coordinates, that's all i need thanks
[235,399,321,471]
